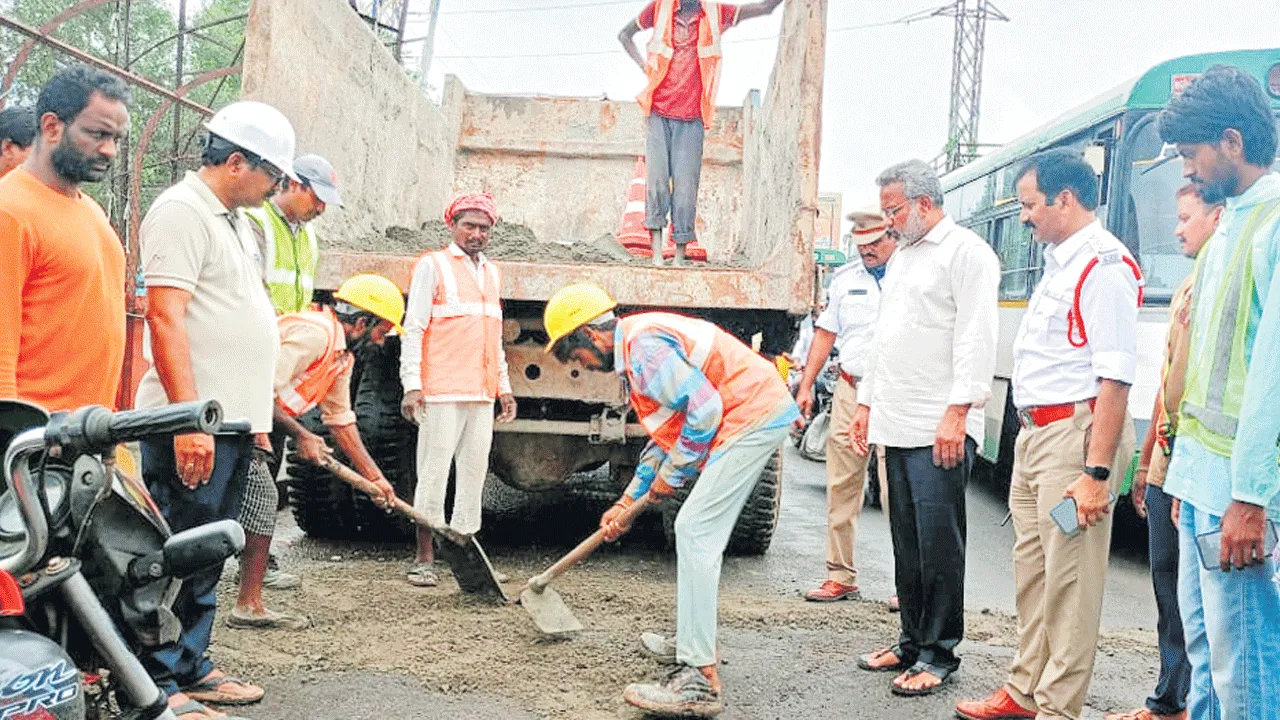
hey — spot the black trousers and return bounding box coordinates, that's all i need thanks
[1145,482,1190,714]
[884,437,974,671]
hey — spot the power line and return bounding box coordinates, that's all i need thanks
[435,6,939,60]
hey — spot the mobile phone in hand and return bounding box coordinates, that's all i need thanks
[1050,492,1118,538]
[1196,522,1280,571]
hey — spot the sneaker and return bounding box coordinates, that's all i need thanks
[623,665,723,718]
[803,580,860,602]
[262,568,301,591]
[640,632,678,665]
[955,688,1037,720]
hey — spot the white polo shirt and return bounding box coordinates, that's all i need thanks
[135,172,280,432]
[860,215,1001,448]
[815,260,881,379]
[1012,219,1139,409]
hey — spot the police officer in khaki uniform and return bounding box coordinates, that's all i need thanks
[957,149,1139,720]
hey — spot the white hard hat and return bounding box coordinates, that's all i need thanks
[203,101,298,181]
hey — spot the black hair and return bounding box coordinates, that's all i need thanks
[0,107,37,147]
[1158,64,1278,168]
[201,133,275,172]
[1016,148,1100,211]
[550,316,618,364]
[35,65,130,127]
[333,302,379,328]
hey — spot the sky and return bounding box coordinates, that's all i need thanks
[173,0,1280,234]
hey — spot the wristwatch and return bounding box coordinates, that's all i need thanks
[1083,465,1110,481]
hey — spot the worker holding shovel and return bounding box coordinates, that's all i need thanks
[229,274,403,630]
[543,282,798,718]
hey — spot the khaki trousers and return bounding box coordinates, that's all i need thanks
[1005,402,1135,719]
[825,376,870,585]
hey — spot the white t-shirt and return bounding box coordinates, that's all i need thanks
[135,172,279,432]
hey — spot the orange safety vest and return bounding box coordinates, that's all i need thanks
[619,312,791,451]
[275,308,355,417]
[419,246,503,402]
[636,0,727,129]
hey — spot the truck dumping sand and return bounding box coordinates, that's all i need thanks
[330,221,648,265]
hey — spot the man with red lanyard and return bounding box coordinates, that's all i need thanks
[957,148,1139,720]
[619,0,783,266]
[229,274,402,631]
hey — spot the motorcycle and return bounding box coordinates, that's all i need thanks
[792,358,839,463]
[0,400,246,720]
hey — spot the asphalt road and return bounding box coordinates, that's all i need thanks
[234,445,1161,719]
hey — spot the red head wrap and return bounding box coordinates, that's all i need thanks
[444,192,498,226]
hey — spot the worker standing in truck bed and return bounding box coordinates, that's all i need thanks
[619,0,783,266]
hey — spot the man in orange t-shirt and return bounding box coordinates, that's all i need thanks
[0,66,131,412]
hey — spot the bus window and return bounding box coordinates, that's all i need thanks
[994,215,1035,300]
[1129,115,1280,301]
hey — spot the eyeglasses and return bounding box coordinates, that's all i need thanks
[882,201,909,221]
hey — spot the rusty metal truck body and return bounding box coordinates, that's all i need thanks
[244,0,827,552]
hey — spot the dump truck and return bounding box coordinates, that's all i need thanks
[242,0,828,554]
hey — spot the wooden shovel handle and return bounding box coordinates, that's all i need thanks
[527,494,652,592]
[318,455,441,533]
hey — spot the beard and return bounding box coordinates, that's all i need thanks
[51,138,110,183]
[898,205,929,245]
[1195,172,1237,205]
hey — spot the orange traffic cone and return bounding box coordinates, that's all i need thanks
[616,157,653,258]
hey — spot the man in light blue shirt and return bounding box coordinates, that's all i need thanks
[1159,65,1280,720]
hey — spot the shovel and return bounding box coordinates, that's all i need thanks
[316,456,508,603]
[516,494,653,637]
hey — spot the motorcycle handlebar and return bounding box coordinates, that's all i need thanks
[45,401,225,456]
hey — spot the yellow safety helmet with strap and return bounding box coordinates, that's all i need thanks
[544,283,618,352]
[334,274,406,334]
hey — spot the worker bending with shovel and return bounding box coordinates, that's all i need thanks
[543,282,798,718]
[230,274,403,630]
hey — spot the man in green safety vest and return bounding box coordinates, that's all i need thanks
[246,153,342,314]
[1156,65,1280,719]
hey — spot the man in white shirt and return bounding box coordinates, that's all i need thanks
[398,192,517,587]
[851,159,1000,696]
[957,149,1138,720]
[798,208,896,602]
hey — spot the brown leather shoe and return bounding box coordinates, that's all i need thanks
[955,688,1036,719]
[804,580,859,602]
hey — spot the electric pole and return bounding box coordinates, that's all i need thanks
[934,0,1008,171]
[417,0,441,92]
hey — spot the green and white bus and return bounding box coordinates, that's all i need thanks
[941,49,1280,490]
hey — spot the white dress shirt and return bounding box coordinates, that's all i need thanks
[1011,220,1139,408]
[815,260,882,378]
[860,215,1001,448]
[398,242,512,396]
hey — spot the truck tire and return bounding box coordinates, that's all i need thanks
[350,339,418,541]
[285,410,358,540]
[661,448,783,556]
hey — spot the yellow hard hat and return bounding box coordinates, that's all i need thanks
[334,274,406,334]
[543,282,618,352]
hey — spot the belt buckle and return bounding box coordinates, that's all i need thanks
[1016,408,1035,429]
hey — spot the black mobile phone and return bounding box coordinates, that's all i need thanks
[1196,522,1280,571]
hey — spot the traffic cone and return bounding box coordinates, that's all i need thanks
[616,157,653,258]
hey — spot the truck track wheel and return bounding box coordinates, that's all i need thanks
[660,448,783,557]
[285,410,358,540]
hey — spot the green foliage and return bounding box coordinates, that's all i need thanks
[0,0,248,234]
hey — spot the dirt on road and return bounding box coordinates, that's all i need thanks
[213,541,1157,720]
[328,221,648,266]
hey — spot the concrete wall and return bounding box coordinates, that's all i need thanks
[453,91,744,262]
[242,0,459,244]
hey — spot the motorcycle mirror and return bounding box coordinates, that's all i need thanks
[161,520,246,580]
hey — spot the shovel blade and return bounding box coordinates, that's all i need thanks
[519,585,584,638]
[432,531,507,604]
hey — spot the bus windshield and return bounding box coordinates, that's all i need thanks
[1129,114,1280,301]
